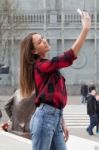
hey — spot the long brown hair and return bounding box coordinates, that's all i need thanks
[20,33,37,98]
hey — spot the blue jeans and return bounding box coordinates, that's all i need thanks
[30,103,67,150]
[88,114,98,134]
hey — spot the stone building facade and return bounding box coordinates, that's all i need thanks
[0,0,99,95]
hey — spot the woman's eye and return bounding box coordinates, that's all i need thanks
[38,39,41,44]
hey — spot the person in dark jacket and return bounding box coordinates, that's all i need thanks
[4,89,36,139]
[96,95,99,133]
[86,86,98,135]
[80,84,88,103]
[0,109,2,118]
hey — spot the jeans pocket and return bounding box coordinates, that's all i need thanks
[30,109,45,136]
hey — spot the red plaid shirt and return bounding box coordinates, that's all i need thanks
[34,49,77,109]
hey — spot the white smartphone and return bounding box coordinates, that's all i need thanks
[77,8,82,16]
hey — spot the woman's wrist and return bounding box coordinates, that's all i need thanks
[82,27,90,33]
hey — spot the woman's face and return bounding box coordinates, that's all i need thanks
[32,34,51,57]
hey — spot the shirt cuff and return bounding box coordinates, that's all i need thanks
[64,49,77,61]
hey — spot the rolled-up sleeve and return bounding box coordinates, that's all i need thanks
[36,49,77,73]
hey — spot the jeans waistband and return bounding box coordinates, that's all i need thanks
[38,103,63,115]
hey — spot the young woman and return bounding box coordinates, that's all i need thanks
[20,11,91,150]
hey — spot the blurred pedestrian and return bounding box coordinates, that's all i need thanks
[96,95,99,134]
[86,86,98,135]
[0,109,2,118]
[80,84,88,103]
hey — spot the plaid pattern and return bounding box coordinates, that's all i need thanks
[34,49,77,109]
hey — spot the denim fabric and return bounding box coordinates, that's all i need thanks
[30,104,67,150]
